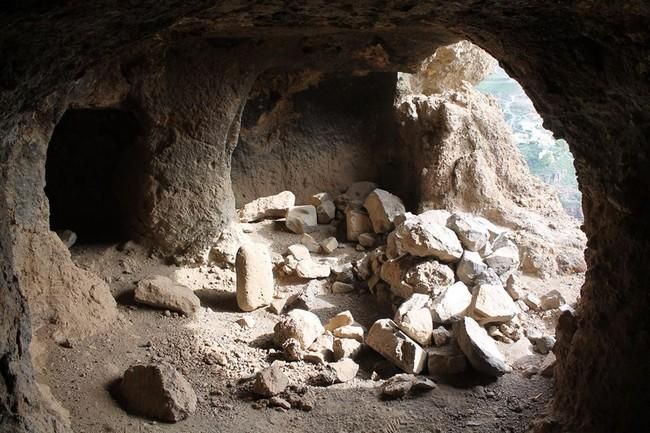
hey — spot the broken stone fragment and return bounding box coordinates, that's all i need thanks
[236,316,256,328]
[118,363,197,422]
[288,244,311,261]
[253,365,289,397]
[324,358,359,383]
[380,374,436,399]
[332,324,365,342]
[447,213,490,251]
[333,338,362,360]
[390,217,463,262]
[235,243,274,312]
[358,232,378,248]
[540,290,565,310]
[274,309,325,349]
[308,192,333,207]
[282,338,304,361]
[325,310,355,331]
[135,275,201,316]
[209,224,248,266]
[432,326,451,346]
[295,260,331,279]
[301,234,321,253]
[56,229,77,248]
[469,283,517,325]
[331,281,354,294]
[320,236,338,253]
[454,317,510,377]
[523,293,542,311]
[532,335,556,355]
[286,205,318,234]
[308,332,335,361]
[238,191,295,223]
[393,294,433,346]
[427,344,468,376]
[335,181,377,210]
[345,207,373,241]
[502,337,535,365]
[485,245,520,275]
[417,209,451,226]
[456,250,488,286]
[363,188,406,233]
[403,259,455,296]
[505,274,524,300]
[317,200,337,224]
[430,281,472,324]
[366,319,427,374]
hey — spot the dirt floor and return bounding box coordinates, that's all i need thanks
[39,220,583,433]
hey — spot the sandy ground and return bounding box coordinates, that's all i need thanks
[40,220,583,433]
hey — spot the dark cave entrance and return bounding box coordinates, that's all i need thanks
[45,108,140,243]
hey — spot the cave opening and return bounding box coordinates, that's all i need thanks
[45,108,140,244]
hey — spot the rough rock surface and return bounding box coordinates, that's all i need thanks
[363,188,405,233]
[366,319,427,374]
[253,365,289,397]
[274,309,325,349]
[238,191,295,222]
[135,275,201,316]
[236,243,274,311]
[118,363,197,422]
[454,317,509,377]
[390,217,463,262]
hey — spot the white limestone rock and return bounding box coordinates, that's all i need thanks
[274,309,325,349]
[296,260,331,279]
[447,213,490,251]
[325,310,354,332]
[366,319,427,374]
[317,200,336,224]
[286,205,317,234]
[345,208,373,241]
[456,250,488,286]
[540,290,565,310]
[363,188,406,233]
[470,283,518,325]
[390,217,463,262]
[430,281,472,324]
[454,317,510,376]
[238,191,295,223]
[235,244,275,312]
[301,234,321,253]
[485,245,520,275]
[333,338,363,360]
[320,236,338,254]
[135,275,201,316]
[393,294,433,346]
[403,259,455,296]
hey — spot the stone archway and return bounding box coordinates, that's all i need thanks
[1,3,649,433]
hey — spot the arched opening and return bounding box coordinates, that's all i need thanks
[45,108,140,244]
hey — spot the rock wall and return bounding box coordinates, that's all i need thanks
[1,2,649,432]
[231,71,400,207]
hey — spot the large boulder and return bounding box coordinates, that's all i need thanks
[390,217,463,262]
[366,319,427,374]
[118,363,197,422]
[238,191,295,222]
[236,243,274,311]
[135,275,201,316]
[274,309,325,349]
[363,188,406,233]
[430,281,472,324]
[454,317,509,376]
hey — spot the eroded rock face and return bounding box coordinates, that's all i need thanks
[1,3,649,433]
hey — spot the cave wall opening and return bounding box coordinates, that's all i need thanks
[45,108,140,243]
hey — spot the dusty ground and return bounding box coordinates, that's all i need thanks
[39,220,582,433]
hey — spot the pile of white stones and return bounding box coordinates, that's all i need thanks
[234,181,571,388]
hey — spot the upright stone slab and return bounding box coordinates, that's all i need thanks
[236,243,274,312]
[454,317,509,376]
[366,319,427,374]
[363,188,406,233]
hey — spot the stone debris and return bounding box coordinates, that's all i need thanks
[393,294,433,346]
[502,337,534,365]
[268,396,292,410]
[301,233,321,253]
[288,243,311,261]
[531,335,556,355]
[296,260,331,279]
[286,205,317,234]
[236,316,256,328]
[336,181,377,210]
[455,317,510,376]
[345,208,373,241]
[363,188,406,233]
[403,259,455,296]
[274,309,325,349]
[332,324,365,342]
[209,224,248,266]
[134,275,201,316]
[380,374,436,399]
[447,213,490,252]
[333,338,362,360]
[239,191,295,222]
[320,236,338,253]
[427,344,468,376]
[505,274,524,300]
[523,293,542,311]
[432,326,451,346]
[308,333,335,361]
[323,359,359,384]
[484,245,520,275]
[358,232,378,248]
[390,217,463,262]
[470,283,518,325]
[540,290,565,310]
[282,338,304,361]
[331,281,355,294]
[317,200,337,224]
[456,250,488,286]
[235,243,274,312]
[366,319,427,374]
[430,281,472,324]
[417,209,451,227]
[253,365,289,397]
[118,363,197,422]
[324,310,354,332]
[269,294,300,315]
[308,192,333,207]
[56,229,77,248]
